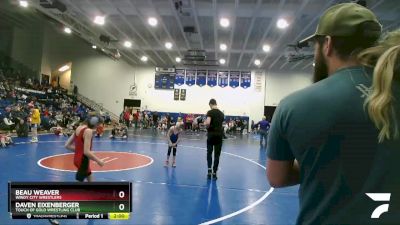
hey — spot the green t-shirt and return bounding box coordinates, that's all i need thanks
[268,66,400,224]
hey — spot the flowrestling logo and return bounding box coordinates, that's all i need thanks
[366,193,391,218]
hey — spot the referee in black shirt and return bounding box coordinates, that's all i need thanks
[204,99,224,179]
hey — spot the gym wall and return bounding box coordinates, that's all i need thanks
[2,7,314,123]
[131,67,266,122]
[72,64,266,124]
[264,70,313,107]
[72,64,313,124]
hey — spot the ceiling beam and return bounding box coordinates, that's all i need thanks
[226,0,239,68]
[93,0,159,65]
[212,0,218,60]
[236,0,262,68]
[279,60,288,70]
[381,4,400,31]
[289,60,305,70]
[62,0,139,65]
[384,21,400,31]
[105,0,166,65]
[34,0,139,65]
[246,0,287,68]
[91,47,279,54]
[370,0,386,9]
[301,61,313,70]
[84,0,147,64]
[127,0,175,65]
[114,8,165,65]
[190,0,204,50]
[78,0,143,64]
[168,0,191,50]
[265,0,315,70]
[148,0,184,58]
[290,0,387,71]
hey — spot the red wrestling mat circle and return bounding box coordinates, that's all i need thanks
[37,151,153,172]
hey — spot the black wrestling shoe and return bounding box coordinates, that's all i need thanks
[212,172,218,180]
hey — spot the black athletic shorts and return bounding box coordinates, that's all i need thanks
[75,156,91,182]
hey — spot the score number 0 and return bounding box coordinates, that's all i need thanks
[119,191,125,211]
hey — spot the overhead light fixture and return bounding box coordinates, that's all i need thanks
[92,45,97,49]
[94,16,105,25]
[124,41,132,48]
[175,57,181,63]
[219,58,226,65]
[312,62,315,67]
[64,27,72,34]
[262,44,271,52]
[148,17,158,27]
[165,42,173,49]
[58,65,70,72]
[19,0,28,7]
[277,18,289,29]
[219,18,230,28]
[220,43,227,51]
[254,59,261,66]
[141,56,148,62]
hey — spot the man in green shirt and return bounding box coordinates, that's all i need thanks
[267,3,400,224]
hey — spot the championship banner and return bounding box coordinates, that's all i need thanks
[175,69,185,86]
[180,89,186,101]
[240,71,251,89]
[218,71,229,88]
[196,70,207,87]
[174,89,180,100]
[207,70,218,87]
[229,71,240,88]
[185,70,196,86]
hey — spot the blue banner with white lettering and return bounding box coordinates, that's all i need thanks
[207,70,218,87]
[240,71,251,89]
[229,71,240,88]
[196,70,207,87]
[175,69,185,86]
[218,71,229,88]
[185,70,196,86]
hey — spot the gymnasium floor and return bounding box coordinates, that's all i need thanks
[0,129,299,225]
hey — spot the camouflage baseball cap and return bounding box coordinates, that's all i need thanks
[299,3,382,46]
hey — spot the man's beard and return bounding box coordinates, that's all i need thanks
[313,47,329,83]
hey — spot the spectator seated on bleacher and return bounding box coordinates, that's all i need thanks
[40,115,51,131]
[0,64,96,142]
[62,112,70,127]
[15,118,28,137]
[0,114,15,132]
[103,112,111,125]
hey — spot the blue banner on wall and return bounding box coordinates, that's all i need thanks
[175,69,185,86]
[229,71,240,88]
[185,70,196,86]
[196,70,207,87]
[207,70,218,87]
[240,71,251,89]
[218,71,229,88]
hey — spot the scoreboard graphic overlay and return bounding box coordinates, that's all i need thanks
[9,182,132,220]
